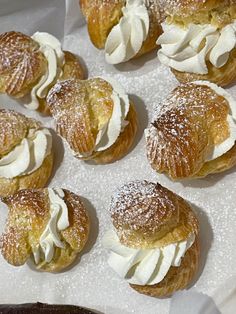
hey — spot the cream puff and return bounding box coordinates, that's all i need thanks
[46,77,138,164]
[157,0,236,86]
[0,31,84,114]
[0,188,90,272]
[80,0,163,64]
[103,180,200,297]
[0,109,53,197]
[145,81,236,180]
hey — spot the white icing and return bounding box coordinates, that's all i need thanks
[26,32,65,110]
[157,21,236,74]
[194,81,236,160]
[105,0,149,64]
[77,77,130,158]
[103,230,195,286]
[32,188,69,265]
[0,128,52,179]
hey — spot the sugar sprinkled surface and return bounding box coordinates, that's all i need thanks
[0,1,236,314]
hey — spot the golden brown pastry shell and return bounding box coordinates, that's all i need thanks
[146,83,236,180]
[0,31,47,98]
[80,0,125,49]
[163,0,236,27]
[110,181,199,249]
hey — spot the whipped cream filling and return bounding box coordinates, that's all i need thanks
[157,21,236,74]
[0,128,52,179]
[103,230,195,286]
[32,188,69,265]
[105,0,149,64]
[77,77,130,158]
[194,81,236,161]
[26,32,65,110]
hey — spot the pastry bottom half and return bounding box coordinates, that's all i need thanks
[0,153,53,197]
[130,236,200,298]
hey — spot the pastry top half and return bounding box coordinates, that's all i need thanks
[103,180,199,292]
[0,109,52,181]
[161,0,236,26]
[109,180,199,249]
[80,0,164,64]
[0,188,90,272]
[0,31,84,112]
[145,81,236,179]
[47,77,137,164]
[0,31,46,98]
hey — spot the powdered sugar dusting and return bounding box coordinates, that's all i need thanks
[0,31,46,97]
[110,180,178,234]
[0,1,236,314]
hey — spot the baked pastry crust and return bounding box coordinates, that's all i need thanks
[80,0,125,49]
[0,31,47,98]
[146,83,236,180]
[47,78,137,164]
[0,188,90,272]
[0,109,53,197]
[110,181,199,248]
[162,0,236,27]
[80,0,163,58]
[0,31,84,113]
[109,180,200,297]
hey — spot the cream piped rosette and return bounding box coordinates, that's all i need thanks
[157,22,236,75]
[103,181,200,298]
[105,0,149,64]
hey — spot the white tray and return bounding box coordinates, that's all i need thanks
[0,1,235,313]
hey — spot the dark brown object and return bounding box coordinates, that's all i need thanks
[0,303,97,314]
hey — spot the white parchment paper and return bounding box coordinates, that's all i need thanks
[0,1,235,313]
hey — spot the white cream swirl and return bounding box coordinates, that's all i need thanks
[32,188,69,265]
[157,21,236,74]
[103,230,195,286]
[26,32,65,110]
[105,0,149,64]
[194,81,236,161]
[0,128,52,179]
